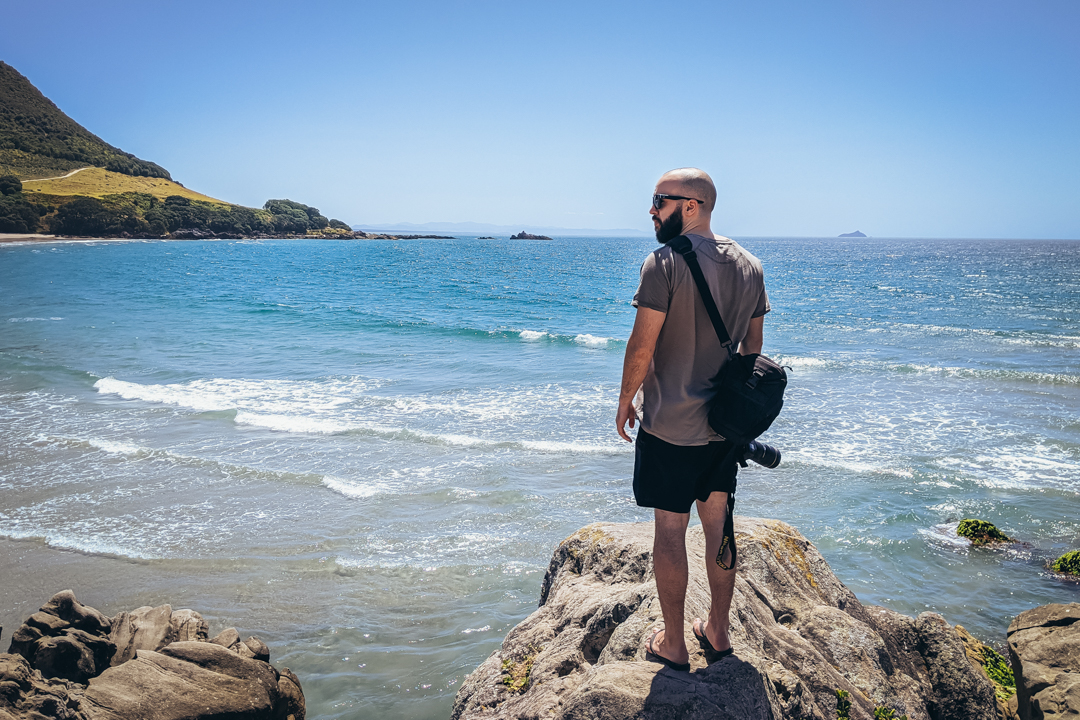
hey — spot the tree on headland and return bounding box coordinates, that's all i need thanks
[0,193,41,232]
[0,173,47,232]
[52,197,112,235]
[264,199,330,232]
[51,196,149,236]
[0,174,22,195]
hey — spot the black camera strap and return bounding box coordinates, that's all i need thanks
[666,234,739,570]
[666,235,736,360]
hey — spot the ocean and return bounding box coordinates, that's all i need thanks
[1,235,1078,718]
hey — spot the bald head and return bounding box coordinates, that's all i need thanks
[658,168,716,213]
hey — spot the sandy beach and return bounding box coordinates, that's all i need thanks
[0,233,67,243]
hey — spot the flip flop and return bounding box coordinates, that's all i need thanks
[645,627,691,672]
[693,618,734,658]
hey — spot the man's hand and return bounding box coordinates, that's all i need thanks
[616,393,638,443]
[617,307,666,442]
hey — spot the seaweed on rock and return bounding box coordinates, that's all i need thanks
[1052,550,1080,576]
[957,518,1011,546]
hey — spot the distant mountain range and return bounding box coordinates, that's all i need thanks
[352,220,651,237]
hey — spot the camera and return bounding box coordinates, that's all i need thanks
[742,440,781,468]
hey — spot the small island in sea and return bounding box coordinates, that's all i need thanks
[839,230,868,238]
[510,231,553,240]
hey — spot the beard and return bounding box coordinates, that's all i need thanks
[654,205,684,244]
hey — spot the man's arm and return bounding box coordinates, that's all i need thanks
[740,315,764,355]
[616,306,666,442]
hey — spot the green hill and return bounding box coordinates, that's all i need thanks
[0,61,169,180]
[0,61,355,238]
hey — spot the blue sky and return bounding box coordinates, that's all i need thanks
[3,0,1078,237]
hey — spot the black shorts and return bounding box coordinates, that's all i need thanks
[633,428,740,514]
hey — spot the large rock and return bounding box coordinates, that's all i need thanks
[1007,603,1080,720]
[1,591,303,720]
[453,518,1002,720]
[0,652,88,720]
[7,591,116,683]
[79,642,304,720]
[109,604,209,666]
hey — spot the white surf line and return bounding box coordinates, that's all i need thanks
[23,167,95,183]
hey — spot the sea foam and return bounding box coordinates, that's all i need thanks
[322,476,391,499]
[574,334,611,348]
[0,526,161,560]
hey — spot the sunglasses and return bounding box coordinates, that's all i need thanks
[652,194,705,210]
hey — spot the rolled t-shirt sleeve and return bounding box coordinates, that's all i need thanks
[632,251,671,313]
[752,285,770,318]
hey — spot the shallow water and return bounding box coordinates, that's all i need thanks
[1,236,1078,718]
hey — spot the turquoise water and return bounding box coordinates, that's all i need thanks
[1,236,1078,718]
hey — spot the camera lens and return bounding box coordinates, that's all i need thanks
[745,441,781,468]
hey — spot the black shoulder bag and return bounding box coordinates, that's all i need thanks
[667,235,787,447]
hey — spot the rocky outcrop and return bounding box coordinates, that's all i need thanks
[957,625,1020,720]
[79,642,304,720]
[1,591,304,720]
[0,652,88,720]
[1007,603,1080,720]
[453,518,1002,720]
[7,591,115,683]
[510,231,553,240]
[109,604,209,666]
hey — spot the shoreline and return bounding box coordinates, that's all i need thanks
[0,232,456,245]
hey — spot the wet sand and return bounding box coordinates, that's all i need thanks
[0,233,68,243]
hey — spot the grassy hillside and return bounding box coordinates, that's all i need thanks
[23,167,227,204]
[0,61,354,238]
[0,61,169,180]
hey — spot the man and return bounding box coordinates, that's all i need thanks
[616,168,769,671]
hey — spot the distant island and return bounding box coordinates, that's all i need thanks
[839,230,868,238]
[0,61,404,241]
[510,231,553,240]
[476,236,496,239]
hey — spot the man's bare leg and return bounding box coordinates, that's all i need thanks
[651,508,691,665]
[695,491,735,652]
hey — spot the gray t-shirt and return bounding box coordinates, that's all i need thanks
[632,234,770,446]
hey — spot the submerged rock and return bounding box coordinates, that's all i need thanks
[1,590,304,720]
[1007,603,1080,720]
[1051,551,1080,576]
[453,517,1002,720]
[958,519,1012,546]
